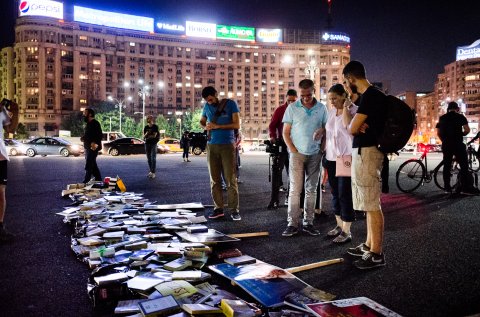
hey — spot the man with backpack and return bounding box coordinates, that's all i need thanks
[200,86,241,221]
[436,101,479,195]
[342,61,387,269]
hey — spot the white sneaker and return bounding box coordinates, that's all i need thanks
[150,173,156,179]
[147,172,153,178]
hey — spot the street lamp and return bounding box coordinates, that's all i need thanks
[108,94,132,133]
[175,111,183,137]
[305,59,319,80]
[136,79,150,132]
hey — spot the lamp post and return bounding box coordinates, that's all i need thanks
[305,59,319,80]
[108,94,132,133]
[175,111,183,138]
[136,79,150,132]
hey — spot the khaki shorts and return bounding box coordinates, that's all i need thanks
[351,146,384,211]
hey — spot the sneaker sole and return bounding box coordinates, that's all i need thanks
[282,231,298,237]
[347,250,367,257]
[208,214,225,219]
[333,238,352,244]
[231,215,242,221]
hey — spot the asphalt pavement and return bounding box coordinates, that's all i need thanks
[0,151,479,317]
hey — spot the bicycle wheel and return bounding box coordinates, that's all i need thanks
[433,161,460,190]
[468,152,480,172]
[396,159,425,193]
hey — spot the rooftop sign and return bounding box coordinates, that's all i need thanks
[217,25,255,41]
[73,6,154,32]
[19,0,63,19]
[457,39,480,61]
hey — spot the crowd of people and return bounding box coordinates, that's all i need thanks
[4,60,476,273]
[74,60,477,270]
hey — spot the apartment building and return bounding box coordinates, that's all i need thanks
[0,2,351,139]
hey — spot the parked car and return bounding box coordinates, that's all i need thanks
[158,138,182,152]
[103,137,166,156]
[23,137,84,157]
[4,139,27,156]
[188,131,207,155]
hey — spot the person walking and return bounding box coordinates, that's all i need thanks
[436,102,479,195]
[143,115,160,178]
[81,108,102,184]
[0,99,18,243]
[267,89,298,209]
[200,86,241,221]
[324,84,357,244]
[282,79,328,237]
[181,131,191,162]
[342,60,387,269]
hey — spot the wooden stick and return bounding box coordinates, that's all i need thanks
[286,258,344,273]
[229,232,270,238]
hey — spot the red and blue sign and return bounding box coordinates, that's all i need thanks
[19,1,30,14]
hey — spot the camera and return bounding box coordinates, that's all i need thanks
[264,140,282,154]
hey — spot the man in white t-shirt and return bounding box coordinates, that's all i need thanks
[0,99,19,243]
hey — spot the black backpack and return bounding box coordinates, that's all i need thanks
[377,95,415,154]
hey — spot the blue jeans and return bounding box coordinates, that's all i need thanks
[325,159,355,222]
[145,143,157,173]
[287,152,322,227]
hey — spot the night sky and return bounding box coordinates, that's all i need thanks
[1,0,479,94]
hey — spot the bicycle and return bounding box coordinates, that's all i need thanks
[466,143,480,172]
[396,144,459,193]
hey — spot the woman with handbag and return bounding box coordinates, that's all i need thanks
[324,84,358,243]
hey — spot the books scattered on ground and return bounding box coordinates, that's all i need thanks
[55,181,401,317]
[306,297,403,317]
[138,295,181,317]
[209,258,335,308]
[224,255,256,266]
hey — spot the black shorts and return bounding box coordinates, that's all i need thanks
[0,160,7,185]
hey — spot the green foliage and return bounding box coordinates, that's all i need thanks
[185,108,204,133]
[14,123,29,140]
[60,105,205,140]
[60,111,84,137]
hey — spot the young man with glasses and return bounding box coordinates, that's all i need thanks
[282,80,328,237]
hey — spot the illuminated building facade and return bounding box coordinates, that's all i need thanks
[0,1,351,138]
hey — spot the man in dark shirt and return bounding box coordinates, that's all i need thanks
[343,61,387,269]
[267,89,297,209]
[81,108,102,183]
[436,102,478,195]
[144,115,160,178]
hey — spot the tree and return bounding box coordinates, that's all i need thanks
[14,123,29,140]
[183,108,204,132]
[60,111,84,137]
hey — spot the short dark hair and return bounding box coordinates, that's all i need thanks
[298,79,315,90]
[286,89,297,97]
[328,84,347,96]
[201,86,217,99]
[447,101,459,111]
[85,108,95,117]
[342,60,366,79]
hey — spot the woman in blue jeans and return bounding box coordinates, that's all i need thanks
[324,84,357,243]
